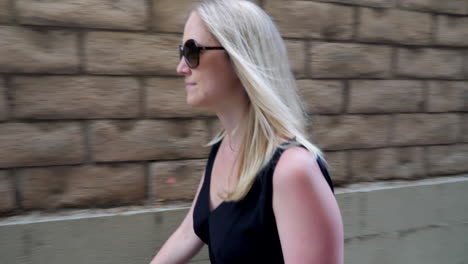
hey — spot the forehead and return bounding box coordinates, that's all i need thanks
[182,11,219,46]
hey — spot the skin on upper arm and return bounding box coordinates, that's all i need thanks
[272,147,344,264]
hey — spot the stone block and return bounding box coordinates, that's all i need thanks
[0,123,85,168]
[91,120,210,162]
[311,115,390,150]
[399,0,468,15]
[0,171,15,212]
[19,164,145,209]
[0,0,12,23]
[0,26,78,74]
[436,15,468,46]
[265,1,353,39]
[391,114,459,145]
[357,8,431,45]
[145,77,212,118]
[396,48,465,79]
[152,0,260,33]
[311,0,395,8]
[427,144,468,175]
[17,0,146,30]
[297,80,344,114]
[349,80,424,113]
[13,76,140,119]
[350,147,424,181]
[85,32,180,75]
[207,118,222,139]
[286,39,306,78]
[323,151,348,185]
[310,43,391,78]
[427,81,468,112]
[152,0,201,32]
[150,159,206,200]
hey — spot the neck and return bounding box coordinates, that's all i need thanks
[219,114,246,153]
[213,92,249,152]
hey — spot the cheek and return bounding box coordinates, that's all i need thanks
[193,53,241,105]
[206,58,238,90]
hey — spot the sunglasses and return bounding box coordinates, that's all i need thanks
[179,39,225,69]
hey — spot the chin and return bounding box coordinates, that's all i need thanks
[187,96,216,110]
[186,95,204,108]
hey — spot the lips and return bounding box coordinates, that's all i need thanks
[185,83,196,89]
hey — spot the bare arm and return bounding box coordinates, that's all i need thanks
[149,170,206,264]
[273,147,344,264]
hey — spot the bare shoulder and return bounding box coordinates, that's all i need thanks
[273,146,324,189]
[272,146,343,263]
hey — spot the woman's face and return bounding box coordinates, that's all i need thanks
[177,12,243,110]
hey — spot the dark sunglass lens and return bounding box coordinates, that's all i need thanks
[184,40,199,68]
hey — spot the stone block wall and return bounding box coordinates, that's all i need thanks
[1,0,467,217]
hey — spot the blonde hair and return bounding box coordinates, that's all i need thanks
[195,0,323,201]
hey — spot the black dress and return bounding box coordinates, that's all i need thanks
[193,140,334,264]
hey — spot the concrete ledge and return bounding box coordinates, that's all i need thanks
[1,175,467,264]
[0,208,210,264]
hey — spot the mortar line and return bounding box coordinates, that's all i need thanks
[345,150,352,184]
[11,169,23,211]
[431,13,438,45]
[77,29,86,74]
[458,113,465,143]
[5,22,467,50]
[352,6,359,41]
[146,0,154,31]
[306,0,393,9]
[422,145,430,179]
[464,50,468,79]
[342,80,350,114]
[82,121,93,164]
[144,161,152,205]
[138,77,147,118]
[462,113,467,143]
[9,0,17,24]
[4,75,12,121]
[421,80,429,112]
[390,46,398,79]
[387,113,396,147]
[305,40,312,78]
[5,112,464,123]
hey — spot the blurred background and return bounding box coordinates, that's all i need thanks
[0,0,467,263]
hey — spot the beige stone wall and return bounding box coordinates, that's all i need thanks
[1,0,467,217]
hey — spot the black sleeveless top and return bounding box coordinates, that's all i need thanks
[193,140,334,264]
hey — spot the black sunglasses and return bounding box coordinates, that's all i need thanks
[179,39,224,69]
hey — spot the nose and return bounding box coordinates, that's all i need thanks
[176,57,191,76]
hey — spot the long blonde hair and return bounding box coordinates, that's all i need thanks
[196,0,323,201]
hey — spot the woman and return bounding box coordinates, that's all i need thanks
[150,0,343,263]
